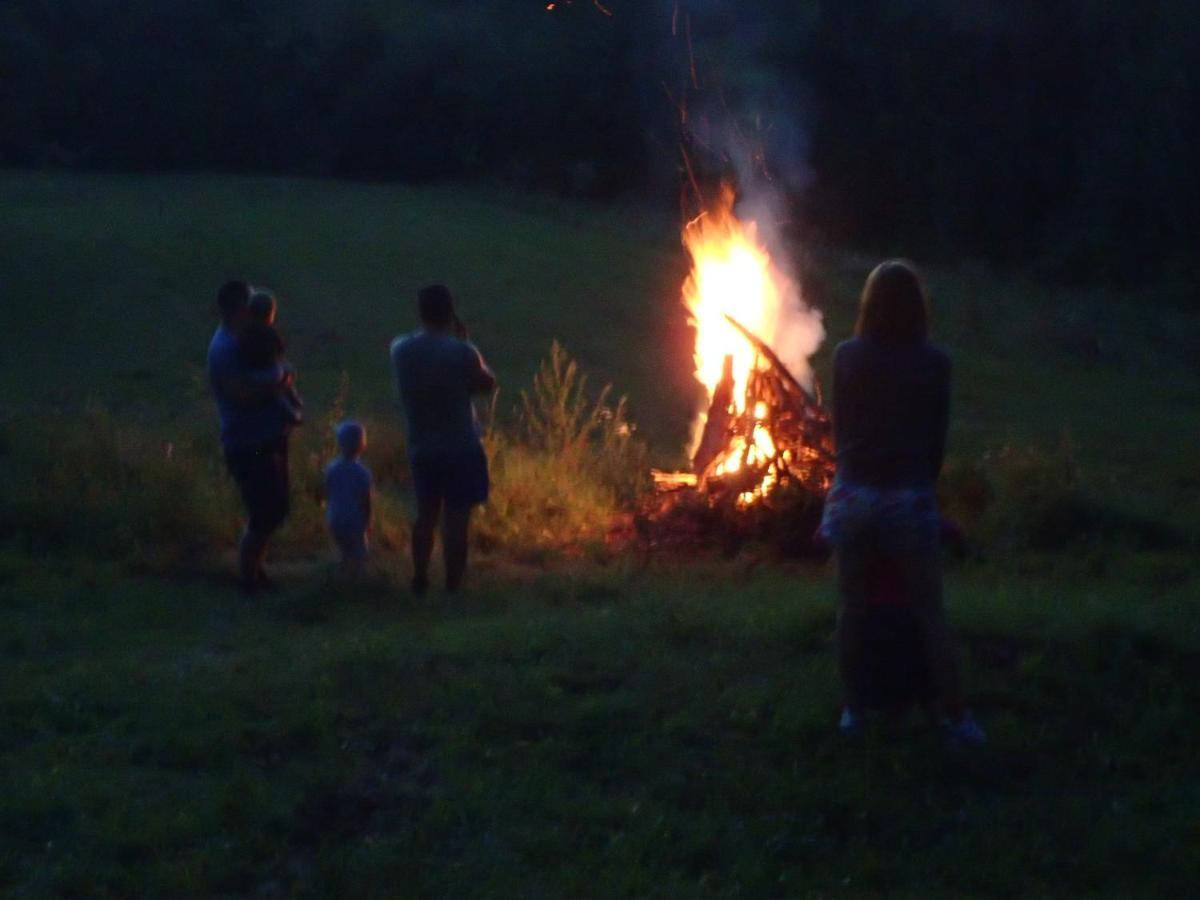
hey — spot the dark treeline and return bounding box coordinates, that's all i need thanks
[2,0,1195,284]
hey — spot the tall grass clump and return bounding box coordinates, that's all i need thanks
[940,441,1177,554]
[0,408,234,570]
[0,349,653,572]
[477,342,648,559]
[0,399,415,574]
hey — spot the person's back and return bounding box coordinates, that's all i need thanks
[325,421,373,567]
[390,284,495,596]
[833,336,949,489]
[390,330,485,459]
[326,457,371,533]
[824,260,983,745]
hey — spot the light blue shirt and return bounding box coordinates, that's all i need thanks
[207,326,288,450]
[325,457,372,534]
[390,330,489,459]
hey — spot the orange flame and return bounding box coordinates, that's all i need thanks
[683,185,819,433]
[681,183,825,504]
[684,185,777,414]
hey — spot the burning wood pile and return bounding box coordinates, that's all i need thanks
[685,315,833,505]
[639,185,834,555]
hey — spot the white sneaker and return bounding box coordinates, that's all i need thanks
[838,707,864,736]
[943,711,987,746]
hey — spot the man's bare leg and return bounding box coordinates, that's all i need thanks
[411,496,441,594]
[238,528,270,590]
[442,504,473,592]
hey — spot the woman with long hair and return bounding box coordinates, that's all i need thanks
[821,260,984,743]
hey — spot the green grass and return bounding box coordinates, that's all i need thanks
[0,170,698,454]
[2,563,1197,897]
[1,171,1198,896]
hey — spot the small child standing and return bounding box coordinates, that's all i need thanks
[325,421,373,574]
[240,290,304,426]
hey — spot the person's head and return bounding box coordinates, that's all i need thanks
[418,284,455,331]
[336,420,366,459]
[217,280,252,327]
[855,260,930,345]
[249,290,277,326]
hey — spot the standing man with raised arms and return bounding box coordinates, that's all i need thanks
[391,284,497,595]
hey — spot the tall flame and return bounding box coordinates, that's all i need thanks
[682,184,823,447]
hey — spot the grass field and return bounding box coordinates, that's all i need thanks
[1,171,1198,897]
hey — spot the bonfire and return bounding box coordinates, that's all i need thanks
[644,184,834,552]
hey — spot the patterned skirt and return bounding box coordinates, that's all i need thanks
[818,474,940,553]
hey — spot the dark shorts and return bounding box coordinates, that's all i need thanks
[410,445,489,509]
[225,436,290,535]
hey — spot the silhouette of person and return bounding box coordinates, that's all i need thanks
[390,284,496,594]
[207,280,298,591]
[821,260,983,744]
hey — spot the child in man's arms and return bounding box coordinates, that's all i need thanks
[239,290,304,426]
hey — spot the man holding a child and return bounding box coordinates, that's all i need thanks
[207,279,302,591]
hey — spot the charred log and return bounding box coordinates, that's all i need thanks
[723,315,813,408]
[691,354,734,475]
